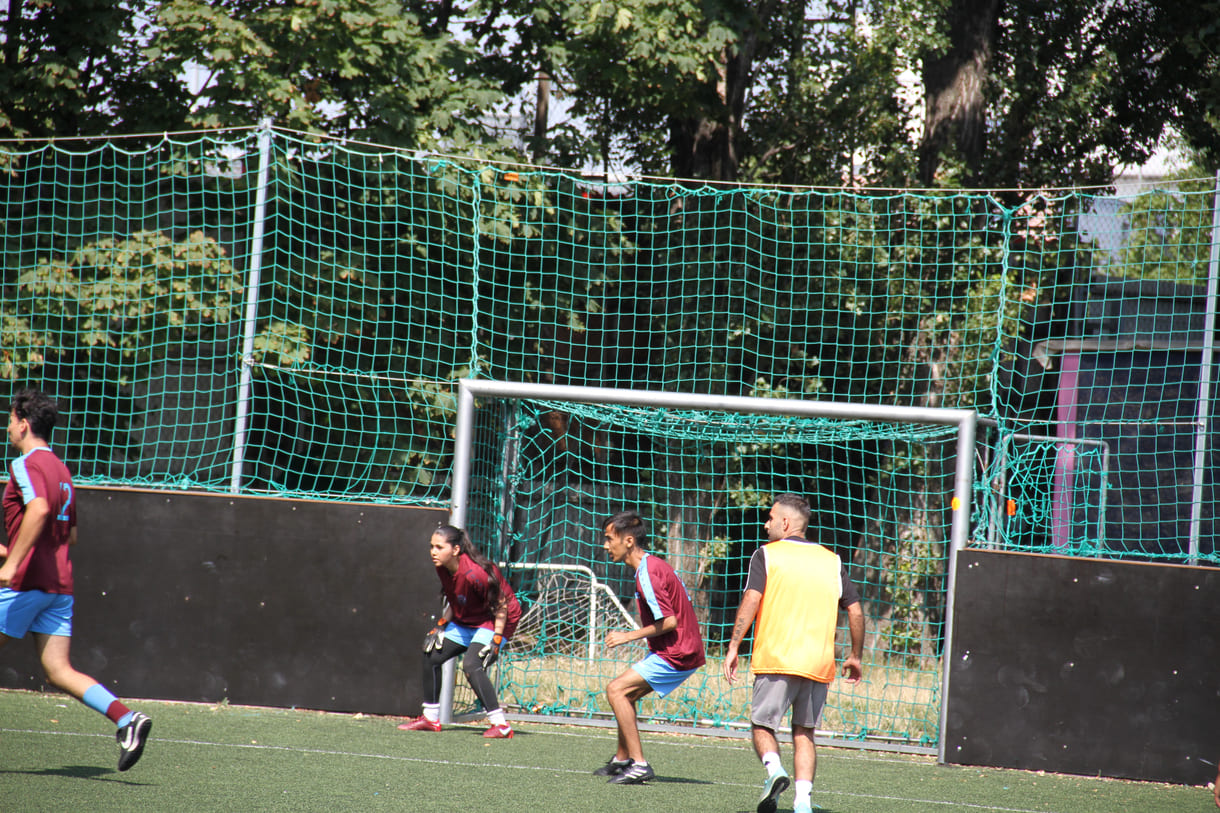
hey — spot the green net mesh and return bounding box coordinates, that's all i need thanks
[457,395,958,745]
[2,129,1217,747]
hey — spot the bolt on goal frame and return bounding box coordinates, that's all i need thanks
[447,378,977,758]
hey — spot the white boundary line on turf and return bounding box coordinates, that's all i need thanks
[818,787,1066,813]
[0,727,1068,813]
[537,723,941,768]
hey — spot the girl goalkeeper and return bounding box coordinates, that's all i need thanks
[399,524,522,738]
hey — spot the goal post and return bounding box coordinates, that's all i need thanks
[447,379,977,755]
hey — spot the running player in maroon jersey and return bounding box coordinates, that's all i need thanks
[0,388,151,771]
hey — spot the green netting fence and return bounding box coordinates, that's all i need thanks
[2,128,1217,748]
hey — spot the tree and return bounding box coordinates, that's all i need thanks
[0,0,167,139]
[143,0,509,151]
[919,0,1220,190]
[915,0,999,187]
[739,4,916,186]
[1113,159,1220,283]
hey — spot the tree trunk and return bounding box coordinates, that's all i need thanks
[917,0,1000,186]
[668,0,783,182]
[532,72,550,162]
[662,464,724,628]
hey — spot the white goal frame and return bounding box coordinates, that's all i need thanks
[447,379,977,759]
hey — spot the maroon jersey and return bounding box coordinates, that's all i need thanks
[437,555,522,639]
[635,553,706,671]
[2,446,76,594]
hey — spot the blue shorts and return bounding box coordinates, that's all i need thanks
[0,588,74,638]
[443,622,495,649]
[633,652,697,698]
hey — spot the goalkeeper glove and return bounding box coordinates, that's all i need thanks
[478,634,503,669]
[423,620,447,653]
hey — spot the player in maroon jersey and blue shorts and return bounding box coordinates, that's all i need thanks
[0,388,152,771]
[399,524,522,738]
[595,509,706,785]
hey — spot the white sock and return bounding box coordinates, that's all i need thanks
[487,707,507,727]
[422,703,440,723]
[762,752,784,777]
[795,779,813,805]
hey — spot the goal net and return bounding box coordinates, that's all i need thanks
[448,379,976,753]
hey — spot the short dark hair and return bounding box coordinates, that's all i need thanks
[772,492,811,531]
[10,388,59,441]
[603,509,649,549]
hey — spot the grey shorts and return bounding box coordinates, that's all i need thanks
[750,674,829,731]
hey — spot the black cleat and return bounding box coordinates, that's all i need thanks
[117,712,152,771]
[608,761,655,784]
[593,757,633,777]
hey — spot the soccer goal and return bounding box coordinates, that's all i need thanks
[446,379,976,755]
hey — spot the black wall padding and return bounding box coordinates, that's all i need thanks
[0,487,447,715]
[945,549,1220,784]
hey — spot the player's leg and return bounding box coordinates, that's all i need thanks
[32,598,152,772]
[751,675,796,813]
[604,649,700,785]
[788,678,830,813]
[460,631,512,738]
[33,632,98,699]
[400,637,465,731]
[791,726,817,813]
[592,666,641,776]
[605,666,652,761]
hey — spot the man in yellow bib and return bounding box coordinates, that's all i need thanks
[724,493,864,813]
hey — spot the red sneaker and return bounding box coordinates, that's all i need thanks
[397,716,442,732]
[483,723,514,739]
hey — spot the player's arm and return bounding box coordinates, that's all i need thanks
[605,615,677,648]
[0,496,50,587]
[476,600,512,668]
[491,601,508,638]
[722,588,762,684]
[841,600,865,683]
[724,548,767,683]
[838,568,864,682]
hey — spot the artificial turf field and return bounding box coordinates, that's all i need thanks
[0,690,1211,812]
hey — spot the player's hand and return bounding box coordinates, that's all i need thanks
[478,634,503,669]
[605,630,631,649]
[723,648,740,684]
[423,621,447,653]
[841,655,863,684]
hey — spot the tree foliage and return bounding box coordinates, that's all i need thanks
[0,0,155,138]
[144,0,509,150]
[2,0,1216,184]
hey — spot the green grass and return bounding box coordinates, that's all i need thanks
[0,690,1211,812]
[493,652,941,744]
